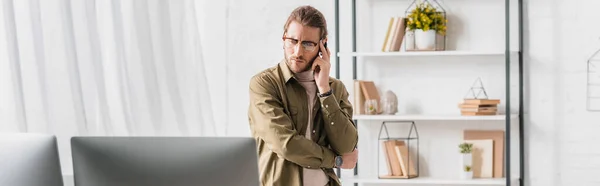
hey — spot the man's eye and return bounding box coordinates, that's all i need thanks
[302,42,315,47]
[288,39,298,44]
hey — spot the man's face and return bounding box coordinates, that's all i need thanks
[283,21,321,73]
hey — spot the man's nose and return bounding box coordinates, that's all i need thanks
[293,44,304,57]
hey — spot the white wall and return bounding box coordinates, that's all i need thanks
[525,0,600,185]
[201,0,337,137]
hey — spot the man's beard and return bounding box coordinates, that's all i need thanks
[285,52,318,72]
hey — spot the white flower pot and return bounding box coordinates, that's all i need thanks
[414,29,436,50]
[462,170,473,179]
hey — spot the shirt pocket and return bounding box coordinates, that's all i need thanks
[288,106,299,129]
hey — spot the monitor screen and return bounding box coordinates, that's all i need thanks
[71,136,259,186]
[0,133,64,186]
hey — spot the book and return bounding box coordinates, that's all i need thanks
[464,130,505,178]
[390,17,406,52]
[463,99,501,105]
[353,80,365,115]
[395,140,417,177]
[382,17,398,52]
[381,17,407,52]
[464,139,494,178]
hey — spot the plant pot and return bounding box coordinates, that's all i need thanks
[414,29,436,50]
[462,171,473,179]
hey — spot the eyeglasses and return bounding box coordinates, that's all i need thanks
[283,37,318,52]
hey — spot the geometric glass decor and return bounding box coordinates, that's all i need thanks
[464,77,489,100]
[588,48,600,111]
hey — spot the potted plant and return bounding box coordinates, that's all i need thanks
[459,142,473,179]
[406,1,447,50]
[463,165,473,179]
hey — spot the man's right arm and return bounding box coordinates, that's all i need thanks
[248,74,337,169]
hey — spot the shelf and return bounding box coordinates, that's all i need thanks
[337,51,518,57]
[353,114,518,121]
[342,176,520,185]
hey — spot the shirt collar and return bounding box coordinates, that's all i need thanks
[279,59,294,83]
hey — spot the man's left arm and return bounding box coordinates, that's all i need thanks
[318,83,358,155]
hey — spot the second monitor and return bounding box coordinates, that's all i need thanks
[71,136,260,186]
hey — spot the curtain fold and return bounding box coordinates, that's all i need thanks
[1,0,218,173]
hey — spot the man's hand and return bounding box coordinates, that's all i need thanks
[340,148,358,169]
[312,40,331,94]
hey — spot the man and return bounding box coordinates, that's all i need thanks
[248,5,359,186]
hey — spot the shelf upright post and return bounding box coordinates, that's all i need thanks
[335,0,340,80]
[518,0,525,185]
[334,0,341,177]
[504,0,511,185]
[351,0,358,183]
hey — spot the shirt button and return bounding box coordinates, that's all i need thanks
[331,122,334,125]
[325,105,329,108]
[307,166,311,168]
[312,130,316,134]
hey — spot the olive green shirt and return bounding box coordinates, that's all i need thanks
[248,60,358,186]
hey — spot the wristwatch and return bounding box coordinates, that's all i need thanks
[335,156,343,168]
[318,88,333,98]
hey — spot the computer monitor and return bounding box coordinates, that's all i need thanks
[71,136,260,186]
[0,133,64,186]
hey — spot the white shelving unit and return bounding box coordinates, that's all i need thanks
[333,0,524,185]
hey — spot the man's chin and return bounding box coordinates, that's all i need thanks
[290,66,305,73]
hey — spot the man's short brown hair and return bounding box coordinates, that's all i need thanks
[283,5,328,39]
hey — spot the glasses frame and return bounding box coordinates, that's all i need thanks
[282,35,320,53]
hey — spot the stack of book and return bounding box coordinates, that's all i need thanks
[458,99,500,116]
[381,17,407,52]
[380,140,418,179]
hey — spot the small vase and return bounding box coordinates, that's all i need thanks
[462,153,472,167]
[405,31,415,50]
[461,153,473,179]
[462,171,473,179]
[364,99,378,115]
[414,29,436,50]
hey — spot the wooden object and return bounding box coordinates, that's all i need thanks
[383,140,402,176]
[459,99,500,116]
[380,140,418,179]
[464,139,494,178]
[354,80,365,115]
[463,130,505,178]
[395,140,417,177]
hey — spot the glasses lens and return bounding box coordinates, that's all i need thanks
[284,39,296,48]
[303,43,316,51]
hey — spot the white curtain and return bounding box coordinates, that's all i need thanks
[0,0,220,172]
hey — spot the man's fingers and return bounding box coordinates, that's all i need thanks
[311,59,320,71]
[319,40,330,61]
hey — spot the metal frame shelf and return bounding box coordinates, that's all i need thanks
[333,0,525,185]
